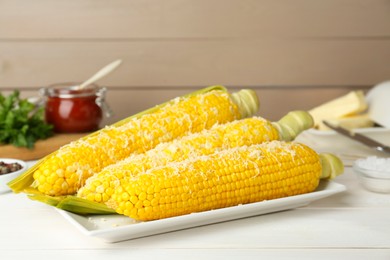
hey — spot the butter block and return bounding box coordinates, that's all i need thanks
[309,90,368,129]
[317,114,374,130]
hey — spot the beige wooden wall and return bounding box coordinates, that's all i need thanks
[1,0,390,124]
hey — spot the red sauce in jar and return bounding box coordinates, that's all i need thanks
[43,83,109,133]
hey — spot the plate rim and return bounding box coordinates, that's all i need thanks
[56,180,346,242]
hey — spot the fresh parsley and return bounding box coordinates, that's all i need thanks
[0,90,53,149]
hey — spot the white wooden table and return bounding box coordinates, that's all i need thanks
[1,130,390,260]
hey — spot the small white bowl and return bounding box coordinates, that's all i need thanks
[0,158,27,194]
[353,156,390,193]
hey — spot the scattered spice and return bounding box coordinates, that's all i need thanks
[0,161,23,175]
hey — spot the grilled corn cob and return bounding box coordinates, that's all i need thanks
[110,141,343,221]
[15,87,258,196]
[77,111,313,204]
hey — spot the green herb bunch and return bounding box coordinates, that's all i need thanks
[0,90,53,148]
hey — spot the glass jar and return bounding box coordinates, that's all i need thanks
[41,83,112,133]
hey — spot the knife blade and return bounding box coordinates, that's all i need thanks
[323,121,390,154]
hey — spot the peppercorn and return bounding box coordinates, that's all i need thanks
[0,162,23,175]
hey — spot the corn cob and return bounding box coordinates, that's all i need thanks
[109,141,343,221]
[11,87,259,196]
[77,110,313,204]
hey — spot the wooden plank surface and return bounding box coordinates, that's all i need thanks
[2,248,390,260]
[0,0,389,127]
[1,136,390,258]
[1,0,389,39]
[2,249,390,260]
[1,190,390,249]
[0,40,389,87]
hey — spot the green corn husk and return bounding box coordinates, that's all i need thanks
[56,196,116,215]
[28,194,116,215]
[27,194,64,207]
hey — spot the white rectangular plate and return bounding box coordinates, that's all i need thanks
[57,181,345,243]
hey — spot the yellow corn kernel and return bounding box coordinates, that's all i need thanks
[32,89,253,196]
[78,117,275,202]
[78,111,313,204]
[109,141,330,221]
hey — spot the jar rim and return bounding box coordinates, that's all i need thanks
[43,82,103,98]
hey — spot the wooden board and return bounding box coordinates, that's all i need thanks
[0,133,88,161]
